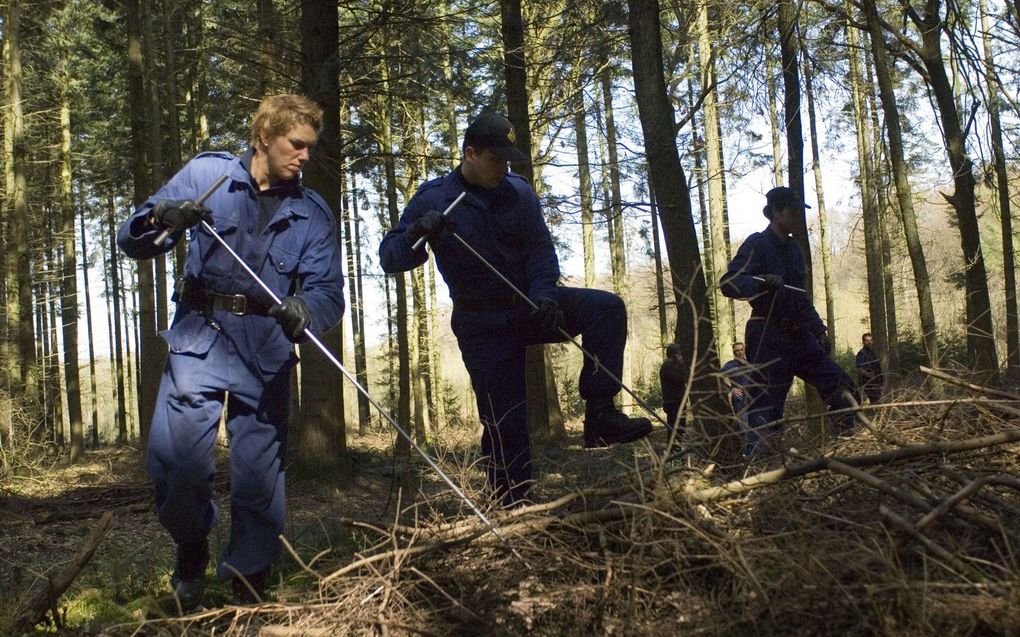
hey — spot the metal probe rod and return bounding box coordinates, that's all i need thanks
[752,275,806,294]
[196,216,529,568]
[152,174,230,246]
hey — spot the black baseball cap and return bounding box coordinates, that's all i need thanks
[463,112,528,162]
[765,186,811,211]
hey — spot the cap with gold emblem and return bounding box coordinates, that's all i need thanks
[463,112,528,162]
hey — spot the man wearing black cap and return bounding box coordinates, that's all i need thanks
[379,112,652,507]
[719,187,855,458]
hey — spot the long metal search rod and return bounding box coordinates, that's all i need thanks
[446,229,668,428]
[194,216,528,567]
[752,275,806,294]
[152,174,230,246]
[411,191,467,250]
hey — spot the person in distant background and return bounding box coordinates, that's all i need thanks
[118,94,344,608]
[659,343,687,434]
[721,342,753,427]
[855,333,884,404]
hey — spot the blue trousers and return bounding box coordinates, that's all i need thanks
[146,319,292,579]
[451,286,626,504]
[744,317,855,458]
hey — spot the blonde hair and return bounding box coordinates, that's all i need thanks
[250,94,323,147]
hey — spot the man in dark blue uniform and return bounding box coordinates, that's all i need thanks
[855,332,884,404]
[720,187,855,458]
[721,341,753,429]
[379,112,651,507]
[118,95,345,607]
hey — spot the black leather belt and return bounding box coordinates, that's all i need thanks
[453,295,524,312]
[180,284,270,316]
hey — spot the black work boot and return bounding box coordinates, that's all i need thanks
[232,567,270,604]
[170,539,209,611]
[583,404,653,448]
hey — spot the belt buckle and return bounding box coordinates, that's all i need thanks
[228,294,247,315]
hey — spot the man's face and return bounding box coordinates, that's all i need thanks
[771,205,798,235]
[733,344,745,360]
[263,123,318,184]
[863,334,874,348]
[463,146,509,189]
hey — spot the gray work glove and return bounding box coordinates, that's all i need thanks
[151,199,213,232]
[531,296,565,334]
[405,209,447,246]
[268,296,311,343]
[759,274,785,291]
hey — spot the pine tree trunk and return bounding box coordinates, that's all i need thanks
[649,174,668,350]
[298,0,347,468]
[574,89,596,289]
[107,202,128,444]
[59,95,84,461]
[765,40,784,185]
[627,0,739,466]
[847,14,889,381]
[5,0,39,409]
[863,0,939,366]
[698,1,734,362]
[500,0,562,434]
[801,38,836,347]
[980,0,1019,383]
[79,209,100,448]
[915,4,997,373]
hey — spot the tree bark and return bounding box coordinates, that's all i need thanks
[698,0,734,362]
[912,1,997,373]
[573,89,596,289]
[59,94,83,461]
[863,0,939,366]
[627,0,739,466]
[500,0,563,435]
[298,0,347,467]
[979,0,1019,383]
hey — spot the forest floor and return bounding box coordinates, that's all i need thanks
[3,378,1020,636]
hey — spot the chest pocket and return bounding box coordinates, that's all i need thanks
[268,243,300,276]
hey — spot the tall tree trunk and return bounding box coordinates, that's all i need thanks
[915,3,997,372]
[698,0,733,362]
[627,0,738,465]
[299,0,347,466]
[500,0,563,435]
[599,65,634,410]
[142,1,169,335]
[107,201,128,444]
[980,0,1019,383]
[649,173,668,350]
[59,94,83,461]
[574,89,596,288]
[847,13,889,381]
[863,0,939,366]
[127,0,160,446]
[347,165,371,434]
[777,0,811,296]
[79,209,100,447]
[4,0,38,408]
[765,39,784,185]
[801,37,836,347]
[257,0,278,96]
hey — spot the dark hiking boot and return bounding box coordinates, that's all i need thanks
[583,406,653,448]
[170,539,209,611]
[232,567,270,604]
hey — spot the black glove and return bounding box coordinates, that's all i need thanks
[759,274,785,291]
[268,296,311,343]
[816,332,832,355]
[405,209,447,246]
[151,199,213,232]
[531,296,565,333]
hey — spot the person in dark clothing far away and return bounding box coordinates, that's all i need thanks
[118,94,345,609]
[379,112,652,507]
[719,187,856,459]
[855,332,884,404]
[659,343,688,434]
